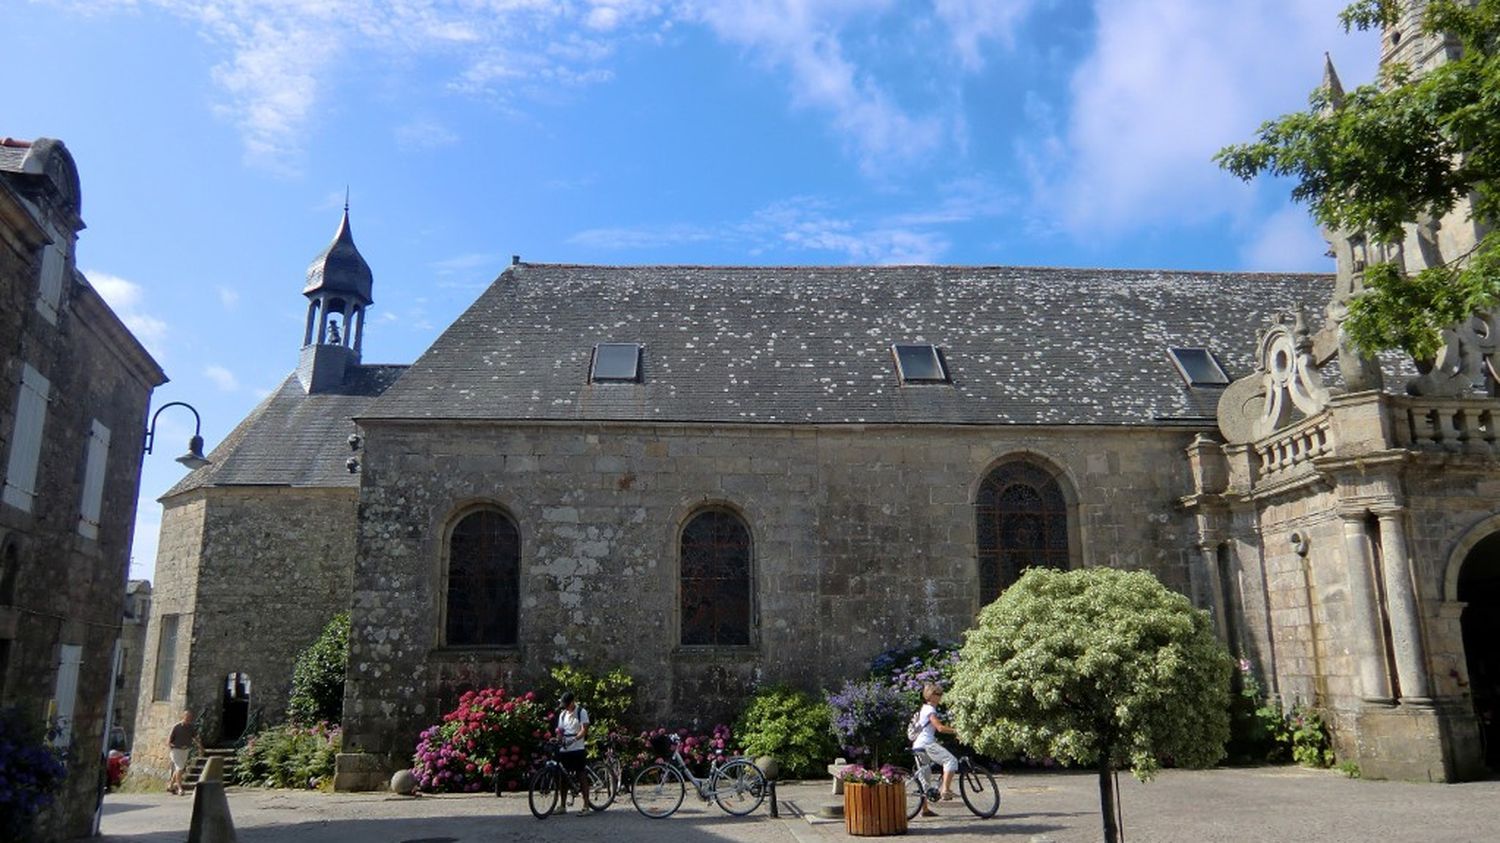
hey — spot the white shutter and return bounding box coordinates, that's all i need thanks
[77,420,111,539]
[3,364,50,512]
[36,244,64,324]
[53,644,83,748]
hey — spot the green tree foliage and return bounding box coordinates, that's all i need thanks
[733,685,838,779]
[287,613,350,727]
[946,567,1232,843]
[546,664,636,755]
[1216,0,1500,361]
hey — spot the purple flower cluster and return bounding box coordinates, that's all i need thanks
[411,688,548,793]
[826,679,906,755]
[0,707,68,837]
[838,763,907,784]
[871,638,961,706]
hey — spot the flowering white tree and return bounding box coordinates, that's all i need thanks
[946,567,1233,843]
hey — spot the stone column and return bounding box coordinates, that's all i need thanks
[302,300,319,346]
[316,295,330,344]
[1196,542,1229,643]
[1340,512,1393,703]
[1374,508,1433,705]
[352,307,365,356]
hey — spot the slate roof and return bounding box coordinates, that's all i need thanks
[164,364,406,497]
[364,264,1332,427]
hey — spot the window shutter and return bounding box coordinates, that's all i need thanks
[36,244,64,324]
[3,364,51,512]
[53,644,83,748]
[77,420,111,539]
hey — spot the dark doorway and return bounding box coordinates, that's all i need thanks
[222,672,251,744]
[1458,533,1500,770]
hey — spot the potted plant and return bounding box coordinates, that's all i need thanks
[839,764,907,836]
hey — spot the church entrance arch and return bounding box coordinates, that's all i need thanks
[222,671,252,744]
[1456,532,1500,770]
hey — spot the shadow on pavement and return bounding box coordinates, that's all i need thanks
[98,800,160,817]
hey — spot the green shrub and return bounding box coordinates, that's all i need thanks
[232,723,341,789]
[288,613,350,727]
[1288,704,1335,768]
[546,664,636,756]
[733,685,837,779]
[1224,660,1291,764]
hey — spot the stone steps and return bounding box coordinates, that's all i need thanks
[182,749,237,794]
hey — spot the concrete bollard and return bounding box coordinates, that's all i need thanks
[188,756,238,843]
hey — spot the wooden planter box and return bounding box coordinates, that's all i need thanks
[844,781,908,836]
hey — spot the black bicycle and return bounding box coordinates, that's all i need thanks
[900,749,1001,819]
[527,739,604,819]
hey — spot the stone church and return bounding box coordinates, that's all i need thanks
[136,1,1497,789]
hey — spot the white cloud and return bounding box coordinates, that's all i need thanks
[217,286,240,309]
[395,120,461,151]
[1027,0,1379,237]
[87,270,169,360]
[204,364,240,392]
[1241,205,1335,272]
[932,0,1037,71]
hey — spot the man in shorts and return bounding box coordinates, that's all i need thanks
[166,710,201,795]
[556,692,591,816]
[911,684,959,809]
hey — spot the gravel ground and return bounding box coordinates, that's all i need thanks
[81,766,1500,843]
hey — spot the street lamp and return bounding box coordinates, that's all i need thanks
[144,401,210,470]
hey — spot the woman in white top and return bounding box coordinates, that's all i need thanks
[556,692,591,815]
[911,683,959,802]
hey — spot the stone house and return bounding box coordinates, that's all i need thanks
[0,137,166,841]
[115,578,151,750]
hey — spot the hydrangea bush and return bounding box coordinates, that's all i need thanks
[733,685,837,779]
[870,637,962,708]
[411,688,548,793]
[628,724,736,775]
[0,708,67,843]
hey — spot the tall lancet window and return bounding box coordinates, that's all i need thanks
[976,460,1071,605]
[445,508,520,647]
[680,508,753,646]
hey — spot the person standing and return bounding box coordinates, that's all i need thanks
[556,692,590,816]
[166,710,202,796]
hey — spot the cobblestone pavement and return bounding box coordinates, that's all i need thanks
[84,766,1500,843]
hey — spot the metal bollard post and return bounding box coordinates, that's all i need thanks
[769,779,778,818]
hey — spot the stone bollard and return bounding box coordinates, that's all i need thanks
[188,756,238,843]
[828,758,848,795]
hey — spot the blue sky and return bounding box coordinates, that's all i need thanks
[2,0,1378,581]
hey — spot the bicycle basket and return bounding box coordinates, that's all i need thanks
[650,735,675,758]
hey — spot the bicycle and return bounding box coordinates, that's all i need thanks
[630,734,767,818]
[900,749,1001,819]
[584,746,621,809]
[527,739,605,819]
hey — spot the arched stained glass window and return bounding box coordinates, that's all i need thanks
[680,509,752,646]
[445,509,520,647]
[976,460,1070,604]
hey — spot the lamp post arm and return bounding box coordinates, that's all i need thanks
[144,401,204,454]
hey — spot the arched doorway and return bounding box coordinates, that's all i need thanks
[1458,533,1500,770]
[222,672,251,743]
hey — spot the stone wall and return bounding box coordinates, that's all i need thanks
[0,174,162,838]
[116,581,151,749]
[339,420,1204,786]
[134,486,357,772]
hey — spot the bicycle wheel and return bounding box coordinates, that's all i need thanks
[901,769,926,820]
[528,766,561,819]
[710,759,766,816]
[959,762,1001,818]
[631,764,685,819]
[586,762,615,810]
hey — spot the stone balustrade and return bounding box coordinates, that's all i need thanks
[1255,414,1333,477]
[1389,397,1500,454]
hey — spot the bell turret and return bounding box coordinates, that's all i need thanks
[297,201,373,393]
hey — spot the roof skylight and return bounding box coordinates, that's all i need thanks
[893,343,949,384]
[1168,347,1230,386]
[591,343,642,383]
